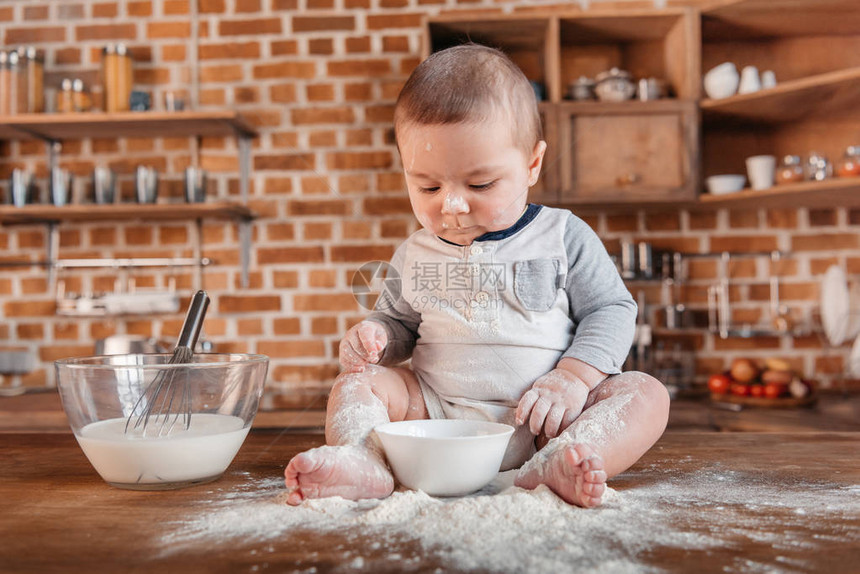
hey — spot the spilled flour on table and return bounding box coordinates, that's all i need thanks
[160,467,860,573]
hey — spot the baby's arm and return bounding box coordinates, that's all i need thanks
[515,357,606,438]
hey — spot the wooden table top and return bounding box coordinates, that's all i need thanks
[1,430,858,573]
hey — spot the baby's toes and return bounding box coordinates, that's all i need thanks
[563,445,584,471]
[585,469,607,485]
[580,491,604,508]
[581,480,605,498]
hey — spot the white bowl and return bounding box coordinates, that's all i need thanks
[703,62,739,99]
[375,419,514,497]
[706,174,746,195]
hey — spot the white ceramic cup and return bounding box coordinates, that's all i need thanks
[746,155,776,190]
[738,65,761,94]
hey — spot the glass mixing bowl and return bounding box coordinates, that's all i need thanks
[55,353,268,490]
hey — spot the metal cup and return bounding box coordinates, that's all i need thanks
[135,166,159,204]
[184,167,207,203]
[92,167,116,204]
[50,167,73,207]
[9,168,34,207]
[638,242,653,279]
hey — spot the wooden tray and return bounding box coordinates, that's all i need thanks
[710,392,818,409]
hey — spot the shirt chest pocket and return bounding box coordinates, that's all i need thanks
[514,259,562,312]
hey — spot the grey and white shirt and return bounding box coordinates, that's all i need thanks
[367,204,637,468]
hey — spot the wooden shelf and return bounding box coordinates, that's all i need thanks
[701,66,860,123]
[698,177,860,209]
[556,99,694,113]
[703,0,860,39]
[0,201,254,226]
[0,110,257,141]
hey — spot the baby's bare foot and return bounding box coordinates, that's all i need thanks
[284,444,394,505]
[515,443,607,508]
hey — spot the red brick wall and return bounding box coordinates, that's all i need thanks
[0,0,854,397]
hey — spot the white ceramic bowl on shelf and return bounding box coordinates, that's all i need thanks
[703,62,740,100]
[705,174,746,195]
[375,419,514,497]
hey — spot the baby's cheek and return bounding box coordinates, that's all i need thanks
[415,211,433,229]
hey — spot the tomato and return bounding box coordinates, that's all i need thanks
[764,382,787,399]
[708,373,731,394]
[730,383,751,396]
[749,385,765,398]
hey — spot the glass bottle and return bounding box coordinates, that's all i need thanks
[775,155,804,184]
[102,43,133,112]
[836,146,860,178]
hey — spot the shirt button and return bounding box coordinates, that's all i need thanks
[475,291,489,303]
[470,264,480,275]
[470,245,483,256]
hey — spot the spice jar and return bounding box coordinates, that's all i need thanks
[102,43,133,112]
[805,152,833,181]
[836,146,860,178]
[776,155,804,184]
[72,79,91,112]
[56,78,74,113]
[19,47,44,113]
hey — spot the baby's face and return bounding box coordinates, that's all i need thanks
[398,119,546,245]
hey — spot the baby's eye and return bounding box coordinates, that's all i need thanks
[469,181,497,191]
[418,186,440,194]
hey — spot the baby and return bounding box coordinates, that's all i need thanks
[285,44,670,508]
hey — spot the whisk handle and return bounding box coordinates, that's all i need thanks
[176,290,210,351]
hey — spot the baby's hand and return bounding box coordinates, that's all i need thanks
[338,321,388,373]
[515,369,590,439]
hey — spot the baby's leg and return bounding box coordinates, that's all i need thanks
[516,371,669,507]
[284,364,427,505]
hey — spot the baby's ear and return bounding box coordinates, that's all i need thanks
[527,141,547,186]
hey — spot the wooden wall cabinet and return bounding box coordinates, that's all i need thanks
[555,100,698,205]
[425,8,701,206]
[427,0,860,211]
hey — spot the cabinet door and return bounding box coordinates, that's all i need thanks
[556,102,698,204]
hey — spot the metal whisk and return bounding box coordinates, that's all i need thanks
[125,290,210,436]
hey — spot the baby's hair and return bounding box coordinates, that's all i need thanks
[394,43,543,157]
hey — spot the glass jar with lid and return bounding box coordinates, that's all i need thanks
[72,79,92,112]
[836,146,860,178]
[805,152,833,181]
[102,43,133,112]
[776,155,804,184]
[56,78,74,113]
[18,46,44,113]
[0,50,22,115]
[0,51,11,115]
